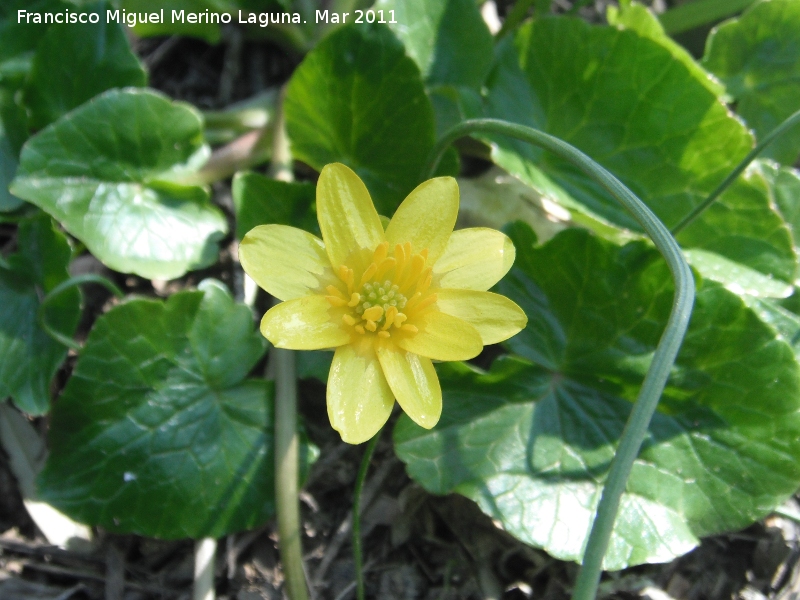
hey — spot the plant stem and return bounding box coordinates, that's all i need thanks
[353,431,381,600]
[38,274,125,351]
[671,107,800,235]
[269,89,310,600]
[658,0,756,35]
[193,538,217,600]
[426,119,695,600]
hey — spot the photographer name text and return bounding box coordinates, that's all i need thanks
[16,8,398,27]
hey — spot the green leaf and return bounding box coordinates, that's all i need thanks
[24,2,147,129]
[762,161,800,250]
[284,23,438,214]
[702,0,800,166]
[0,215,80,414]
[0,119,23,213]
[377,0,493,89]
[0,0,64,85]
[607,2,725,98]
[232,171,318,239]
[37,280,313,539]
[11,89,228,280]
[483,18,797,284]
[395,226,800,569]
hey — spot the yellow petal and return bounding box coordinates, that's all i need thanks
[377,347,441,429]
[385,177,458,264]
[260,295,349,349]
[317,163,384,269]
[436,290,527,345]
[327,345,395,444]
[240,225,332,301]
[396,311,483,361]
[433,228,516,291]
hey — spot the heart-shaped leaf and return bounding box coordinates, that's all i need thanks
[24,2,147,129]
[11,88,227,280]
[284,23,438,214]
[395,225,800,569]
[232,171,318,239]
[702,0,800,166]
[483,17,796,284]
[38,280,315,539]
[0,215,79,414]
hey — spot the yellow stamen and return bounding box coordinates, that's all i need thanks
[416,267,432,293]
[414,293,438,311]
[374,257,396,280]
[342,314,357,326]
[326,285,345,298]
[393,313,407,327]
[378,331,390,338]
[363,305,384,321]
[382,306,398,330]
[401,324,418,334]
[420,248,428,260]
[365,320,377,332]
[326,295,347,307]
[394,243,406,276]
[405,291,422,309]
[372,242,388,265]
[347,293,361,307]
[355,325,365,334]
[359,263,377,287]
[399,254,425,291]
[338,265,354,293]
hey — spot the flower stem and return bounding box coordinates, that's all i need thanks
[670,107,800,235]
[426,119,695,600]
[353,431,381,600]
[269,88,310,600]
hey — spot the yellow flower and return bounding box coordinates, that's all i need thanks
[239,163,527,444]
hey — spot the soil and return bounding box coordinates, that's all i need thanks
[3,3,800,600]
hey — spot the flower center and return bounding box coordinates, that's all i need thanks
[324,241,437,339]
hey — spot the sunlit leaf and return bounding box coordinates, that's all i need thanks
[703,0,800,166]
[38,280,316,538]
[285,23,438,214]
[396,225,800,569]
[11,89,227,280]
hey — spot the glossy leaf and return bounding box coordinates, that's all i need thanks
[232,171,318,239]
[37,280,314,539]
[703,0,800,165]
[0,117,22,212]
[0,216,80,414]
[377,0,493,89]
[395,226,800,569]
[284,23,438,214]
[11,89,227,280]
[24,3,147,129]
[762,161,800,252]
[484,18,796,283]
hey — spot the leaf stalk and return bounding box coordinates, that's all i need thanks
[426,119,695,600]
[671,107,800,235]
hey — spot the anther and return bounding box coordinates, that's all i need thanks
[372,242,388,264]
[347,293,361,307]
[342,314,357,326]
[355,325,366,334]
[326,285,345,298]
[383,306,398,330]
[363,306,384,322]
[415,294,438,311]
[359,263,377,287]
[365,321,377,332]
[378,331,390,338]
[401,324,418,334]
[326,295,347,307]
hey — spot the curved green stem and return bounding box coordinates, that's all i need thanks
[671,107,800,235]
[353,430,381,600]
[37,274,124,351]
[426,119,695,600]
